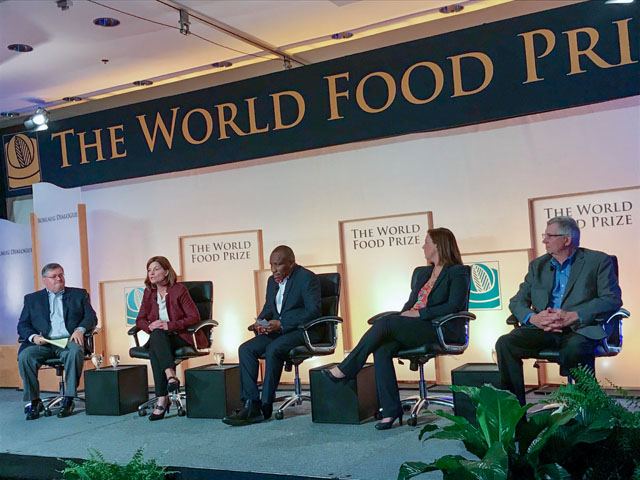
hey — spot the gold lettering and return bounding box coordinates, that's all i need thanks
[245,97,269,134]
[107,125,126,159]
[216,103,248,139]
[182,108,214,145]
[77,129,105,164]
[613,18,637,67]
[355,72,396,113]
[324,72,350,120]
[518,29,556,84]
[136,108,179,152]
[564,27,617,75]
[50,129,75,168]
[400,61,444,104]
[448,52,494,97]
[271,91,305,130]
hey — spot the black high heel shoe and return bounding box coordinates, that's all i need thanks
[149,399,171,421]
[375,413,403,430]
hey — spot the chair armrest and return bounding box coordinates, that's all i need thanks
[367,311,400,325]
[186,319,219,334]
[432,311,475,353]
[298,315,343,330]
[299,316,343,354]
[127,325,142,347]
[597,308,630,324]
[506,314,521,327]
[83,327,99,356]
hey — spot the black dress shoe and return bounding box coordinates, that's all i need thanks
[149,400,171,421]
[57,398,75,418]
[262,403,273,420]
[375,413,403,430]
[26,399,44,421]
[222,400,264,426]
[321,368,345,384]
[167,376,180,393]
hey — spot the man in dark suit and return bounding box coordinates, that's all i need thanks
[223,246,321,426]
[495,216,622,405]
[17,263,97,419]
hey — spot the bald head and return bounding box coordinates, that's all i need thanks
[270,245,295,282]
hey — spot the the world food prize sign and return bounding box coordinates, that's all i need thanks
[469,262,501,310]
[125,287,145,326]
[3,133,42,190]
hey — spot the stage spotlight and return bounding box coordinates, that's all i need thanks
[179,9,190,35]
[24,107,49,131]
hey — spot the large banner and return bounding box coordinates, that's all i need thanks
[530,186,639,387]
[179,230,263,367]
[2,1,638,196]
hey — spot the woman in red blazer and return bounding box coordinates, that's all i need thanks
[136,256,202,420]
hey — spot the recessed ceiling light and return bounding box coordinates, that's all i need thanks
[212,61,233,68]
[604,0,634,4]
[93,17,120,27]
[63,96,83,102]
[7,44,33,52]
[440,4,464,14]
[0,112,19,118]
[133,80,153,86]
[331,32,354,40]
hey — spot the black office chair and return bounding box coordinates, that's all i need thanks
[506,256,629,385]
[368,265,475,427]
[128,281,216,417]
[23,328,99,416]
[271,272,343,420]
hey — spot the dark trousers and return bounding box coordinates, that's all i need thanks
[17,342,85,401]
[338,315,438,417]
[238,329,313,406]
[495,327,599,405]
[147,330,190,396]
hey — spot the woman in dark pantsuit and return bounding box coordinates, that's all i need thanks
[324,228,469,430]
[136,256,203,421]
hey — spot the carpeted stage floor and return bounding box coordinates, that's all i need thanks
[0,386,469,480]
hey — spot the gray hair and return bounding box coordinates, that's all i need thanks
[41,263,64,277]
[547,216,580,246]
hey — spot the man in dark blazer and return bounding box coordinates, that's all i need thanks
[495,216,622,405]
[223,245,321,426]
[17,263,97,419]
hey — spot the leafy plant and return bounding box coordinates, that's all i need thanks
[61,446,175,480]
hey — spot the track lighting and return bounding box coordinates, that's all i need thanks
[24,107,49,132]
[179,9,190,35]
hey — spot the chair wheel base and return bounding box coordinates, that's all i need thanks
[138,409,147,417]
[177,407,186,417]
[407,416,417,427]
[275,411,284,420]
[44,409,53,417]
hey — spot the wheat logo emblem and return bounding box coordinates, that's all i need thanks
[3,133,41,189]
[125,287,145,326]
[469,262,501,309]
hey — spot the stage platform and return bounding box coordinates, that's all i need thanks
[0,387,468,480]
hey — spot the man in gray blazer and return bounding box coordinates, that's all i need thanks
[223,245,321,426]
[495,216,622,405]
[17,263,97,419]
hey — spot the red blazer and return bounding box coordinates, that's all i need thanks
[135,283,207,349]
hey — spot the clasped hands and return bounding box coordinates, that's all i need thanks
[529,308,579,332]
[148,320,169,331]
[33,329,85,346]
[250,319,282,334]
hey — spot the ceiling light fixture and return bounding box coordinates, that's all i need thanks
[331,32,354,40]
[179,9,190,35]
[56,0,73,11]
[133,80,153,86]
[63,96,83,102]
[604,0,634,4]
[212,61,232,68]
[439,4,464,14]
[24,107,49,131]
[7,44,33,52]
[0,112,19,118]
[93,17,120,27]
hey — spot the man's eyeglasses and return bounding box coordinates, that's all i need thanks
[541,233,566,240]
[44,273,65,279]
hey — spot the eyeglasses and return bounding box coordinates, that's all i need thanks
[541,233,566,240]
[44,273,65,279]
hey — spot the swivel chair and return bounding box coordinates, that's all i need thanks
[128,281,216,417]
[368,265,475,426]
[23,328,99,416]
[505,256,629,386]
[270,272,343,420]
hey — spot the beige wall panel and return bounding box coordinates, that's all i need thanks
[0,345,20,388]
